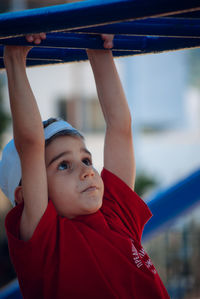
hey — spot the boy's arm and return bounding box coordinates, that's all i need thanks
[87,36,136,189]
[4,38,48,241]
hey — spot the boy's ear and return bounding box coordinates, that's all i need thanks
[14,186,24,205]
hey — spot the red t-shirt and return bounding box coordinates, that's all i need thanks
[5,168,170,299]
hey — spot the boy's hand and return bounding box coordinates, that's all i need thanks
[26,33,46,45]
[4,33,46,65]
[4,45,32,65]
[101,34,114,49]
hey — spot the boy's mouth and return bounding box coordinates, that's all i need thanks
[82,186,98,193]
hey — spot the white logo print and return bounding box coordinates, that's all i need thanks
[131,241,143,268]
[130,239,157,275]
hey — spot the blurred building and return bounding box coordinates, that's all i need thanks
[120,51,200,189]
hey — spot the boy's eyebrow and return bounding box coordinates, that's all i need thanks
[48,148,92,167]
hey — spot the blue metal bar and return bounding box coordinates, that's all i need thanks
[143,168,200,241]
[1,33,200,52]
[0,47,139,69]
[172,10,200,18]
[70,18,200,38]
[0,33,144,51]
[0,279,22,299]
[1,34,200,69]
[0,0,200,39]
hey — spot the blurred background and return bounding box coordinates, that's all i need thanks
[0,1,200,298]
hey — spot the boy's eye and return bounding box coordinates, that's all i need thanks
[58,161,70,171]
[82,158,92,166]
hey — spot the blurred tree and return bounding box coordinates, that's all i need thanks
[0,77,10,149]
[135,172,157,196]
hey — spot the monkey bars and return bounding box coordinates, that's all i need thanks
[143,168,200,240]
[0,0,200,67]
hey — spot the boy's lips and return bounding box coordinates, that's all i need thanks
[82,185,98,193]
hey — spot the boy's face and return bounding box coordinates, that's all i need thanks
[45,135,104,218]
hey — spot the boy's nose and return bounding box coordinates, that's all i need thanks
[80,165,95,180]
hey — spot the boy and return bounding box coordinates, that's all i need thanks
[0,33,170,298]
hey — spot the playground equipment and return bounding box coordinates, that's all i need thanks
[0,0,200,67]
[0,0,200,297]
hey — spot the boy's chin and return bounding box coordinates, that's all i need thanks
[82,200,103,215]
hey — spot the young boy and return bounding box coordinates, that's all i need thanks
[0,33,170,298]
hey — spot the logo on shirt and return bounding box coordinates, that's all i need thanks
[130,238,157,275]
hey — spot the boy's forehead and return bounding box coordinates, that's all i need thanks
[45,135,90,162]
[48,135,85,148]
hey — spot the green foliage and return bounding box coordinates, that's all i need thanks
[0,77,10,148]
[135,172,157,197]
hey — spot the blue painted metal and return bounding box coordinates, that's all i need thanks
[0,33,144,50]
[0,49,140,68]
[2,33,200,51]
[0,279,22,299]
[0,46,139,69]
[0,0,200,39]
[143,168,200,241]
[70,18,200,38]
[0,0,200,67]
[172,10,200,18]
[1,34,200,68]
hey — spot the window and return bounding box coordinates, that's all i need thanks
[57,97,105,133]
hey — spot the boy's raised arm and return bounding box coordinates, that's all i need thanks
[87,35,136,189]
[4,37,48,241]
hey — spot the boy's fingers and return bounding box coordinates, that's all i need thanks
[34,38,42,45]
[104,40,113,49]
[25,33,46,44]
[101,34,114,49]
[26,35,34,42]
[40,33,46,40]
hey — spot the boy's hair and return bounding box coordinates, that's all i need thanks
[0,118,83,206]
[43,117,84,146]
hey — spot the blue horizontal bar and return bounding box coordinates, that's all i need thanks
[172,10,200,18]
[0,33,144,51]
[143,168,200,241]
[0,0,200,39]
[1,34,200,68]
[70,17,200,38]
[0,47,140,69]
[0,279,22,299]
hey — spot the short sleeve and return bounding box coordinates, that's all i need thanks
[5,200,58,270]
[5,201,57,246]
[5,201,60,297]
[101,168,152,242]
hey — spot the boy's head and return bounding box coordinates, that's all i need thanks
[0,118,104,217]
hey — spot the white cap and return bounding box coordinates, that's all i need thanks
[0,119,78,206]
